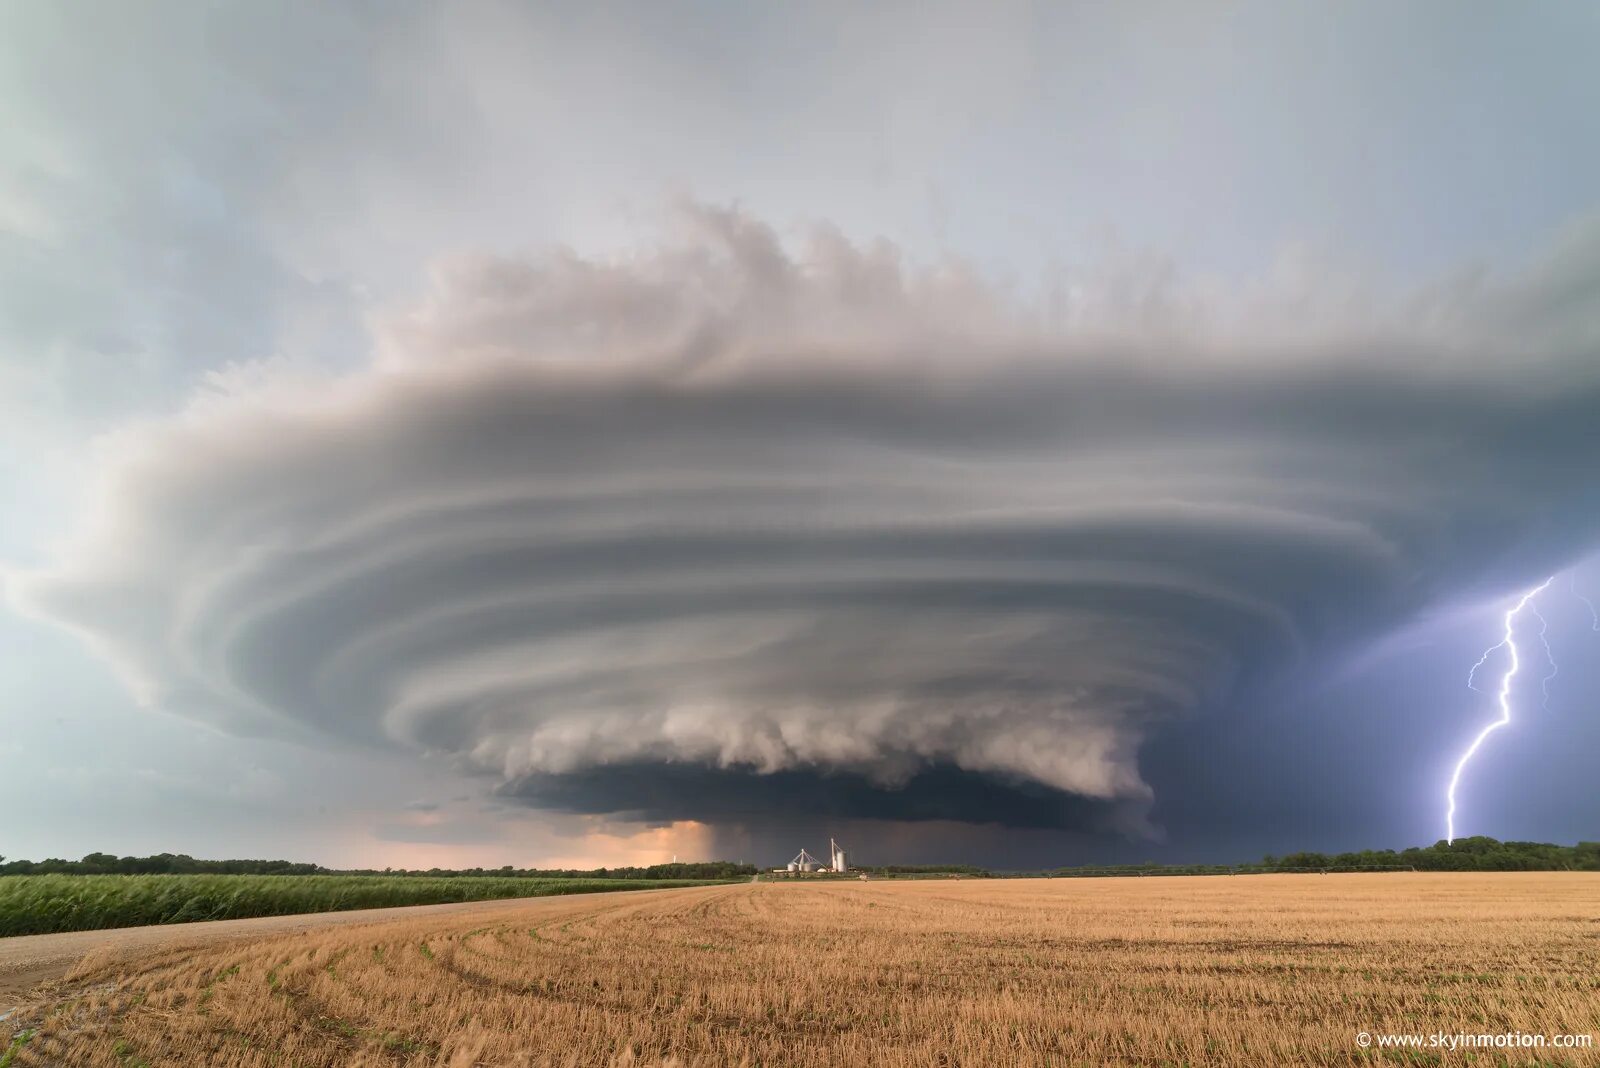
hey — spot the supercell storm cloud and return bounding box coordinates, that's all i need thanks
[10,206,1600,832]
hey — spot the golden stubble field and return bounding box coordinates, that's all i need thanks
[5,874,1598,1067]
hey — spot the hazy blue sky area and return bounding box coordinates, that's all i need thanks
[4,1,1600,869]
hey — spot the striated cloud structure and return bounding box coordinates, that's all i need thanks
[10,206,1600,832]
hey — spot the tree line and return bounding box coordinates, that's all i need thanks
[0,852,757,881]
[1043,838,1600,877]
[856,864,991,876]
[1259,837,1600,872]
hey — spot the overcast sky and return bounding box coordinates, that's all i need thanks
[4,1,1600,870]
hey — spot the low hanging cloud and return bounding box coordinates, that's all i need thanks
[9,204,1600,833]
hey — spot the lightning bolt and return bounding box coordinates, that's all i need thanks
[1530,604,1559,709]
[1576,584,1600,631]
[1445,577,1553,844]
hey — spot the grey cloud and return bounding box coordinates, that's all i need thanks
[372,820,501,846]
[10,206,1600,831]
[499,763,1149,837]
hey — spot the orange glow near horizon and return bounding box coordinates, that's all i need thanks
[331,818,716,871]
[534,820,716,870]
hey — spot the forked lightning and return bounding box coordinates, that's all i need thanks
[1445,577,1553,844]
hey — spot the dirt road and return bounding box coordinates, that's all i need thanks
[0,888,679,1011]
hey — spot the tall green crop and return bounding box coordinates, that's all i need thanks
[0,875,724,936]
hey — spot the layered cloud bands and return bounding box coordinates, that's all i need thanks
[12,207,1600,830]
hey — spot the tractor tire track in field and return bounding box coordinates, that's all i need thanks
[0,887,709,1012]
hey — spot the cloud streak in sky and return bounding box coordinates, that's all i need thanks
[10,205,1600,833]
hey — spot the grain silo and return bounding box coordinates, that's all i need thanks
[830,838,848,873]
[789,848,822,874]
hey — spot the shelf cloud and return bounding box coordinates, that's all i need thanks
[11,204,1600,832]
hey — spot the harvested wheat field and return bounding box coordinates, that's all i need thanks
[4,874,1598,1066]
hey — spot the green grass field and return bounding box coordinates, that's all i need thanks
[0,875,730,936]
